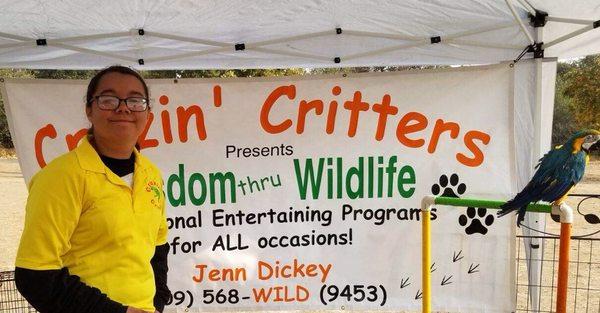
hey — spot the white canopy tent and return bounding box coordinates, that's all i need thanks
[0,0,598,69]
[1,1,598,311]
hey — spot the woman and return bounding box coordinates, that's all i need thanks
[15,66,171,313]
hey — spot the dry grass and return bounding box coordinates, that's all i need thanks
[0,148,16,159]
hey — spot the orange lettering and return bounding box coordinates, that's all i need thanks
[34,124,57,168]
[326,86,341,134]
[176,105,207,142]
[138,113,159,149]
[213,85,222,107]
[261,85,295,134]
[296,99,323,134]
[65,128,88,151]
[158,95,173,143]
[428,119,460,153]
[343,91,369,137]
[161,111,173,144]
[396,112,428,148]
[456,130,491,167]
[372,94,398,141]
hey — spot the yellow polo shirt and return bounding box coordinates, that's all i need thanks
[16,137,168,312]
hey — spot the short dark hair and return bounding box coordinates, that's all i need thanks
[85,65,149,107]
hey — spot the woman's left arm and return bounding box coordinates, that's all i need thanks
[151,243,170,313]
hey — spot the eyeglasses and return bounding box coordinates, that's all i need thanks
[91,95,149,112]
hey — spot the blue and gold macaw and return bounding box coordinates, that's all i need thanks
[498,129,600,226]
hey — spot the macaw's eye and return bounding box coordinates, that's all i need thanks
[587,135,600,143]
[585,135,592,142]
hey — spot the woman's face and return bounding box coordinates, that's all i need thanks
[86,72,149,147]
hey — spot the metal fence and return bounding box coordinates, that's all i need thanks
[515,235,600,312]
[515,193,600,313]
[0,271,35,312]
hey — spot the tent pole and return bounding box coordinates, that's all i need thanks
[250,30,336,47]
[343,40,428,61]
[0,42,34,49]
[49,42,137,63]
[547,16,595,25]
[446,39,522,49]
[544,24,595,49]
[514,0,536,16]
[144,46,232,63]
[505,0,535,44]
[0,32,30,42]
[145,31,230,47]
[251,47,332,62]
[51,32,131,44]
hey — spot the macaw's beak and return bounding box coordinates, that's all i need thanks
[589,140,600,152]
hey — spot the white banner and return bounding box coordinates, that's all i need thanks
[2,64,518,312]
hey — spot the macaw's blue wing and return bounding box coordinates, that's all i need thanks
[497,147,587,226]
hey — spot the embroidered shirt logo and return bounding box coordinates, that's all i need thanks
[145,180,161,206]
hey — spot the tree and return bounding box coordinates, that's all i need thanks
[552,62,578,146]
[0,69,35,148]
[561,55,600,131]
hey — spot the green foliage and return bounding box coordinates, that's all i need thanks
[0,69,98,148]
[552,55,600,153]
[0,69,35,148]
[552,64,578,146]
[30,70,94,80]
[561,55,600,131]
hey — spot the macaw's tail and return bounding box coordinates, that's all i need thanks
[498,202,528,228]
[498,205,517,217]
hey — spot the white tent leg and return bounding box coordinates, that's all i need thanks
[522,26,557,313]
[523,55,556,313]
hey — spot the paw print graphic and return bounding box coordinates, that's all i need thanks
[431,174,466,198]
[459,207,495,235]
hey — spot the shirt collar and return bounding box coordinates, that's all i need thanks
[75,136,151,174]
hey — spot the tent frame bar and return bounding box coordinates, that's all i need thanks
[0,10,596,66]
[544,24,595,49]
[51,32,132,44]
[547,16,596,25]
[515,0,536,16]
[0,20,530,65]
[505,0,535,45]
